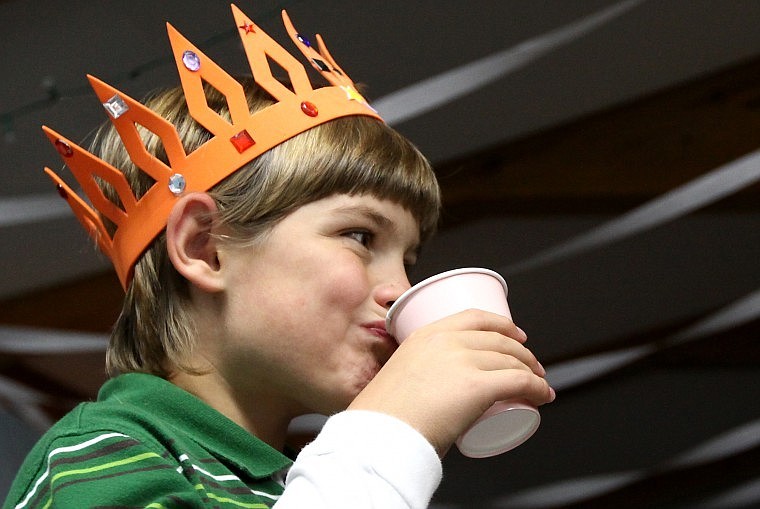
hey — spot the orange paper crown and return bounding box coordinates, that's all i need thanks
[44,4,383,290]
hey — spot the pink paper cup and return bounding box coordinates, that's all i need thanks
[386,268,540,458]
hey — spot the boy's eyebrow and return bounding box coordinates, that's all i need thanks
[332,205,395,229]
[332,204,421,254]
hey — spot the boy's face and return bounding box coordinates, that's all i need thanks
[214,193,421,417]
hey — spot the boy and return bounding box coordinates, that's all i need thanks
[5,5,553,508]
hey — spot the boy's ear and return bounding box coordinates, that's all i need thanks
[166,192,224,293]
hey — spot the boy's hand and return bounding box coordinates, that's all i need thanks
[349,309,555,457]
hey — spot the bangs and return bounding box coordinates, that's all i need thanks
[267,116,442,240]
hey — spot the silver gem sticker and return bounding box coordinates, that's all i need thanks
[182,50,201,72]
[102,95,129,119]
[168,174,186,195]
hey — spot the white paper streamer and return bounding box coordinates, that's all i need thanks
[546,287,760,391]
[2,402,54,432]
[546,345,654,391]
[695,477,760,509]
[0,325,107,354]
[0,375,53,406]
[492,418,760,508]
[666,419,760,468]
[0,193,69,228]
[667,287,760,345]
[505,148,760,275]
[374,0,644,125]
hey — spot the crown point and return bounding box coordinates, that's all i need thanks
[54,139,74,157]
[300,101,319,117]
[182,50,201,72]
[102,94,129,119]
[168,174,186,195]
[230,130,256,153]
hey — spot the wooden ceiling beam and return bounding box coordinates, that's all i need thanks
[0,272,121,331]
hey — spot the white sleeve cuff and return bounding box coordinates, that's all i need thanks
[280,410,442,509]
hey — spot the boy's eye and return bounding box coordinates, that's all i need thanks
[344,230,372,247]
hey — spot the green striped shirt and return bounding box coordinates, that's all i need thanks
[4,373,293,509]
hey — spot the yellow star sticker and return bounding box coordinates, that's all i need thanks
[341,85,368,104]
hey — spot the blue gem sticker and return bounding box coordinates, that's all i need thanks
[182,50,201,72]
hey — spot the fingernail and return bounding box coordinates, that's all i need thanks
[549,387,557,402]
[516,326,528,341]
[537,361,546,377]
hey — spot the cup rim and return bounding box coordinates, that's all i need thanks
[386,267,507,329]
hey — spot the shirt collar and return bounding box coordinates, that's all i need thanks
[98,373,293,479]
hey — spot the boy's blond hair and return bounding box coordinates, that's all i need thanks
[90,80,441,377]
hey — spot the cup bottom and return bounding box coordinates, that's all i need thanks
[456,400,540,458]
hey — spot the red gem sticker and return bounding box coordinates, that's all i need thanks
[239,22,255,34]
[55,139,73,157]
[56,184,68,199]
[300,101,318,117]
[230,130,256,153]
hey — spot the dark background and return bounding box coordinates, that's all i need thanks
[1,1,758,507]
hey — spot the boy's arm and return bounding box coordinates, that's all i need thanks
[277,410,442,509]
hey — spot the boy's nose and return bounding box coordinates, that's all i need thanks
[376,276,411,310]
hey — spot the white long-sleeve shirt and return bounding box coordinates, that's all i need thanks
[280,410,443,508]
